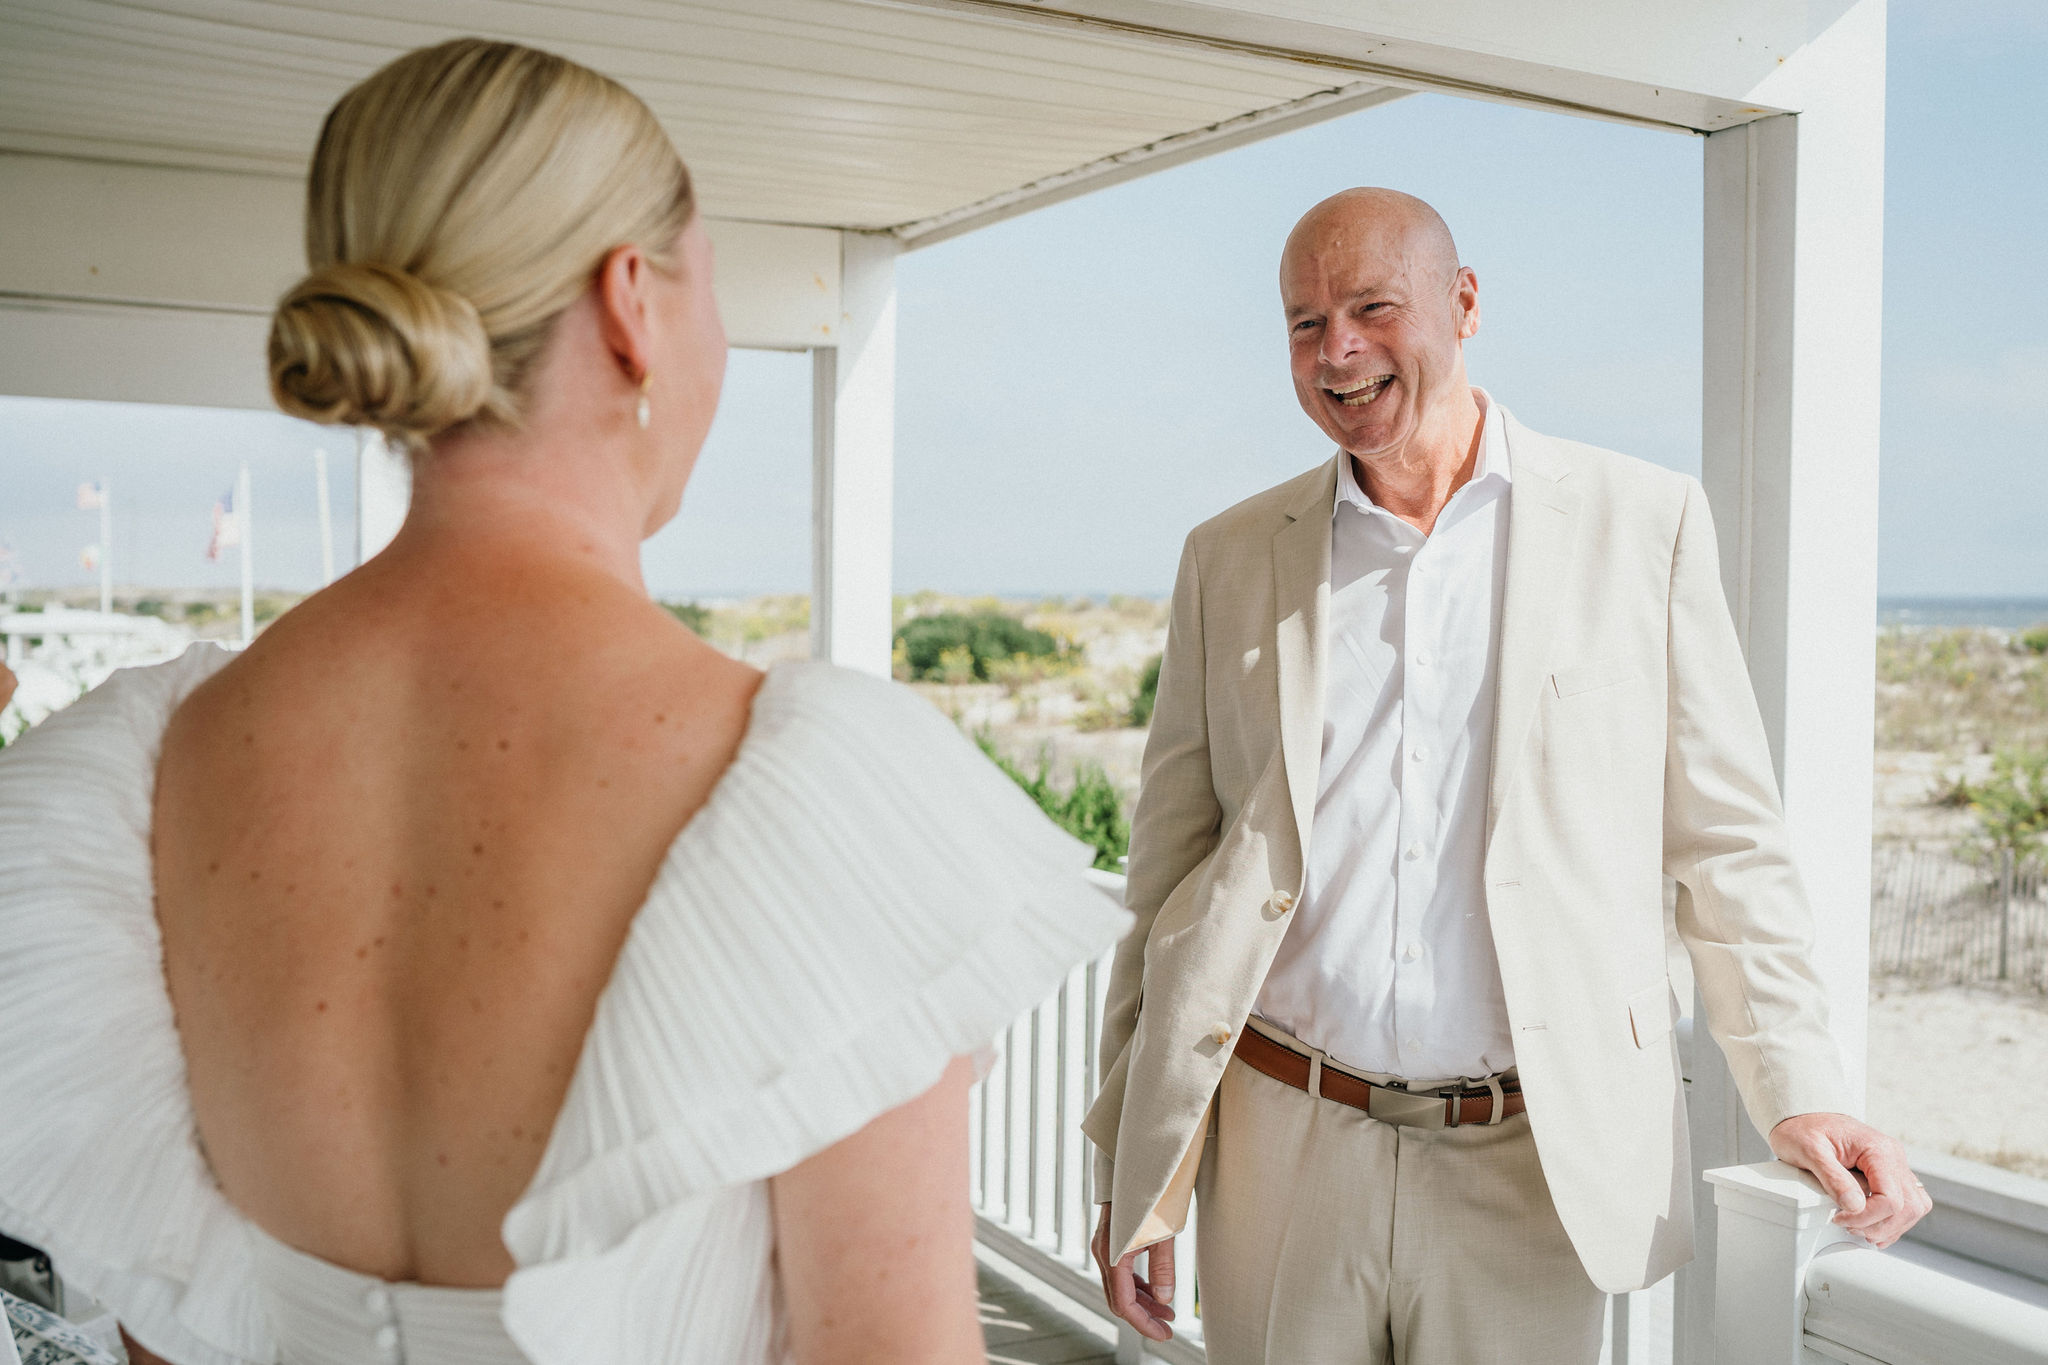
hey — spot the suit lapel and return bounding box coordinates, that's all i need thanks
[1488,415,1582,841]
[1274,456,1339,864]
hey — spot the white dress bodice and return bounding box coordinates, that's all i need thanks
[0,646,1128,1364]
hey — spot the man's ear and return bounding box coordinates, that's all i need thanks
[1455,266,1481,341]
[594,243,656,383]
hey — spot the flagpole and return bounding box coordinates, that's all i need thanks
[314,448,335,586]
[98,477,112,615]
[238,462,254,645]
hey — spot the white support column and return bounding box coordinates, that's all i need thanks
[810,231,898,676]
[1686,3,1885,1360]
[356,430,410,566]
[1701,1162,1853,1365]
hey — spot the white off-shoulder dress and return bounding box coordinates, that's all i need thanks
[0,645,1131,1365]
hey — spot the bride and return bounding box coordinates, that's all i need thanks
[0,38,1127,1365]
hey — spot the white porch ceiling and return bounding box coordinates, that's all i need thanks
[0,0,1395,234]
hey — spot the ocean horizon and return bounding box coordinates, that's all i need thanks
[1878,596,2048,630]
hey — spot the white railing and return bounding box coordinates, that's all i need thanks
[969,869,1209,1362]
[1704,1161,2048,1365]
[0,608,186,669]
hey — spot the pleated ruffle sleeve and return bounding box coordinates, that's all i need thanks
[498,661,1131,1363]
[0,644,275,1365]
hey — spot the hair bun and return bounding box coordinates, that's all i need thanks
[268,261,494,449]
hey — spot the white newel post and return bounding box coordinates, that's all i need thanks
[810,230,898,676]
[1685,4,1886,1360]
[355,429,410,565]
[1702,1163,1852,1365]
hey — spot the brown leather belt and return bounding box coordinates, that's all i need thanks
[1233,1026,1525,1129]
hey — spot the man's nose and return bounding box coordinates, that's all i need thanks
[1320,322,1365,370]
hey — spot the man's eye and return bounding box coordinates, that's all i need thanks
[1292,319,1320,332]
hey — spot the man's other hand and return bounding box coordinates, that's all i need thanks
[1769,1112,1933,1249]
[0,661,15,712]
[1090,1203,1177,1341]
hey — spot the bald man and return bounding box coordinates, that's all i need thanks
[1081,190,1927,1364]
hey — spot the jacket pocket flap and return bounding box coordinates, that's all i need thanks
[1627,981,1675,1049]
[1551,657,1639,698]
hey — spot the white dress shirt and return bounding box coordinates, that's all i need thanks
[1254,389,1516,1081]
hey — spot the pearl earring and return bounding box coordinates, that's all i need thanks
[636,372,652,430]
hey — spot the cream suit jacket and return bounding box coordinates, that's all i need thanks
[1079,408,1853,1293]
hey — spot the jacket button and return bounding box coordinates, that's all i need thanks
[1210,1023,1233,1046]
[1268,889,1295,914]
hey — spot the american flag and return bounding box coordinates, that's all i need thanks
[206,488,241,562]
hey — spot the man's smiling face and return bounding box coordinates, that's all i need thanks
[1280,190,1478,460]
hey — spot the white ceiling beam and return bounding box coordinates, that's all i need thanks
[892,79,1406,249]
[867,0,1796,134]
[0,151,843,414]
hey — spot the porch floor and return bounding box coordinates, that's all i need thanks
[979,1261,1119,1364]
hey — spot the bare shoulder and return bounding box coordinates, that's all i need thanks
[157,564,767,859]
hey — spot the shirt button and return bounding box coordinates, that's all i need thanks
[1410,746,1428,763]
[1210,1023,1234,1046]
[1416,650,1434,666]
[1404,841,1423,861]
[364,1286,392,1316]
[1402,941,1423,962]
[373,1324,400,1355]
[1268,889,1295,913]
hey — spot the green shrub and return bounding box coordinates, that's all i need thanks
[2021,625,2048,656]
[974,732,1129,871]
[1129,653,1162,727]
[663,600,713,634]
[252,593,296,625]
[986,651,1063,691]
[1930,766,1976,808]
[895,611,1064,682]
[1962,748,2048,869]
[936,644,978,685]
[731,595,810,643]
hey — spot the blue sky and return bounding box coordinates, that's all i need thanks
[1,0,2041,601]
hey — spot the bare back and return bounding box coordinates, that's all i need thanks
[152,544,760,1287]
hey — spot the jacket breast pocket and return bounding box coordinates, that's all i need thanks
[1551,657,1640,699]
[1627,980,1675,1049]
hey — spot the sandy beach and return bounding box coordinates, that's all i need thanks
[1867,982,2048,1178]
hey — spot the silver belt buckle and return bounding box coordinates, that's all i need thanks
[1366,1083,1450,1129]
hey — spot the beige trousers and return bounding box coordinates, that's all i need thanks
[1193,1030,1606,1365]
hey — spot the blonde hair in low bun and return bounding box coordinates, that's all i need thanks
[268,38,695,455]
[270,262,494,442]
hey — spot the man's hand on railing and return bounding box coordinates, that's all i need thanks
[1768,1111,1933,1250]
[0,661,15,712]
[1090,1203,1177,1341]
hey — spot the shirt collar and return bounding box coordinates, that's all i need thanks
[1334,386,1512,518]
